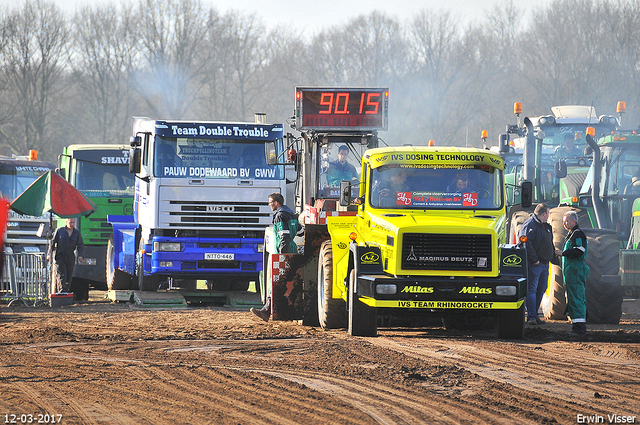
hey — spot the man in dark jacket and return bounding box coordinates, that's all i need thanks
[559,210,589,336]
[251,193,300,322]
[49,218,84,293]
[519,203,556,325]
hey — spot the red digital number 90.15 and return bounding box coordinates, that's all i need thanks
[318,92,380,115]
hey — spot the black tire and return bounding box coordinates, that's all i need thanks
[106,235,131,290]
[584,230,623,324]
[348,269,377,336]
[137,239,158,291]
[317,240,347,329]
[509,210,530,244]
[496,303,525,339]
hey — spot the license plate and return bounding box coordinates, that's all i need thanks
[205,253,234,260]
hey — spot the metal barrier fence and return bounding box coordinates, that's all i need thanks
[1,252,49,306]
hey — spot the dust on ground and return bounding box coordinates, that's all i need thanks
[1,292,639,424]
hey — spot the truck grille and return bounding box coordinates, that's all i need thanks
[166,201,271,229]
[401,233,492,271]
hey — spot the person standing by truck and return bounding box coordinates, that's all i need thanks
[558,210,589,336]
[519,203,556,325]
[49,218,85,294]
[251,193,300,322]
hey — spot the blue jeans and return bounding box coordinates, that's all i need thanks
[526,262,549,320]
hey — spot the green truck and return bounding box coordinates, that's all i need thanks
[57,145,134,298]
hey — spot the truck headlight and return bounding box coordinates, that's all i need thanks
[154,242,181,252]
[376,284,397,295]
[257,243,264,253]
[159,261,173,267]
[496,286,516,296]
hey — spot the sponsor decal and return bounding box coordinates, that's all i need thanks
[401,285,434,293]
[462,192,478,207]
[460,286,492,294]
[396,192,412,205]
[337,242,348,250]
[502,254,522,266]
[397,301,496,309]
[170,124,270,138]
[360,252,380,264]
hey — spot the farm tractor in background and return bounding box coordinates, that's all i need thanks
[497,102,627,324]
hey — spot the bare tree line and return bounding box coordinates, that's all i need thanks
[0,0,639,162]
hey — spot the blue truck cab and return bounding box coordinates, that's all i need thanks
[108,117,288,291]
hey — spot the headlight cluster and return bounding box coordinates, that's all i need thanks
[154,242,181,252]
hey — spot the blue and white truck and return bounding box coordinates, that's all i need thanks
[107,117,288,292]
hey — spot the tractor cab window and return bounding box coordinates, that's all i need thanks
[316,142,363,199]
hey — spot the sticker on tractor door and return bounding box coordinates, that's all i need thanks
[360,252,380,264]
[205,253,234,260]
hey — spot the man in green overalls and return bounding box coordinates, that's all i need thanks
[558,210,589,336]
[251,193,300,322]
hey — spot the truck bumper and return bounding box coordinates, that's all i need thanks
[355,274,526,311]
[149,236,263,279]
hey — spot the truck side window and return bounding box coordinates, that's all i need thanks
[142,135,150,167]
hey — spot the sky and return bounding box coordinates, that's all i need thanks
[0,0,546,37]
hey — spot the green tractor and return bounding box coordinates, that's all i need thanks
[549,129,640,322]
[498,102,625,324]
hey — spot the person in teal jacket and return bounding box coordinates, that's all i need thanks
[251,193,301,322]
[558,210,589,336]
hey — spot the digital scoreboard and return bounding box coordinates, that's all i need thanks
[295,87,388,131]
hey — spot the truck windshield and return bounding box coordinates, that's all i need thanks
[0,164,53,200]
[370,164,503,209]
[75,160,134,194]
[154,137,284,180]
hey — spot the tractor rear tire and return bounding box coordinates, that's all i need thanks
[106,235,132,290]
[584,230,623,324]
[317,240,347,329]
[137,239,158,291]
[542,206,591,320]
[509,210,531,244]
[348,269,377,336]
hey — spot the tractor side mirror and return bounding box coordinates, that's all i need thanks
[554,160,567,179]
[520,181,533,208]
[129,148,141,174]
[340,180,352,207]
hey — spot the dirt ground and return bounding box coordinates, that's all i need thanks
[1,292,639,425]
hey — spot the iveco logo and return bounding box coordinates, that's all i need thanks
[207,205,234,213]
[361,252,380,264]
[503,254,522,267]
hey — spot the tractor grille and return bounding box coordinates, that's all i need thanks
[401,233,492,271]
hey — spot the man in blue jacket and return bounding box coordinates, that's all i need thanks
[251,193,300,322]
[519,203,556,325]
